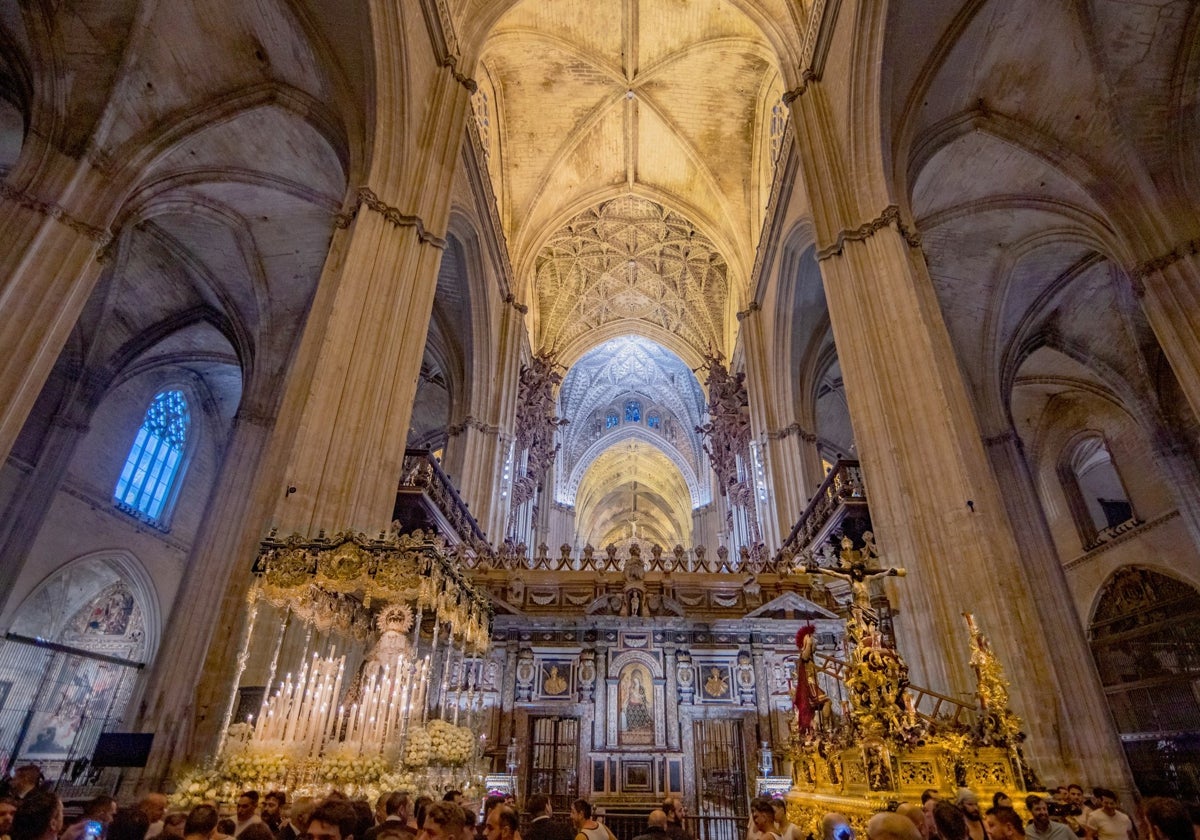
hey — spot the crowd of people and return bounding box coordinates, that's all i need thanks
[0,766,1194,840]
[735,786,1199,840]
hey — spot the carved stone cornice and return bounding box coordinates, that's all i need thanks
[1063,510,1179,571]
[766,422,817,443]
[748,122,796,299]
[464,114,516,300]
[419,0,477,93]
[447,415,502,437]
[335,187,447,249]
[1129,237,1200,294]
[782,0,841,101]
[816,205,922,261]
[0,181,113,246]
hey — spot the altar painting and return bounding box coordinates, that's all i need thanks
[617,662,653,745]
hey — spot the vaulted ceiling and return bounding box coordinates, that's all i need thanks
[476,0,787,361]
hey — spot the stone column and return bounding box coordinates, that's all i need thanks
[593,642,609,749]
[663,640,680,750]
[0,174,113,465]
[132,405,280,786]
[983,430,1132,787]
[1136,249,1200,422]
[443,419,503,541]
[788,78,1114,774]
[1146,422,1200,549]
[0,409,91,613]
[813,216,1074,772]
[764,427,823,528]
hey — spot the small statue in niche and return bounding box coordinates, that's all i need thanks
[543,665,568,695]
[622,586,647,617]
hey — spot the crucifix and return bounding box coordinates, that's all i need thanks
[800,533,905,627]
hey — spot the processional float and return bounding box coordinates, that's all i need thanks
[785,534,1033,832]
[172,528,491,806]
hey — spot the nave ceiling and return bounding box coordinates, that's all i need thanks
[475,0,792,366]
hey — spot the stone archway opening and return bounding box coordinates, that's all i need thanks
[1088,565,1200,799]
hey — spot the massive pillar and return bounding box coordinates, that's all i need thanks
[0,161,114,466]
[741,306,821,542]
[983,430,1130,785]
[133,1,479,784]
[132,402,283,787]
[1136,249,1200,423]
[788,74,1129,781]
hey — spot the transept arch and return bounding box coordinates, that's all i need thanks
[0,551,159,767]
[1086,565,1200,800]
[563,426,704,510]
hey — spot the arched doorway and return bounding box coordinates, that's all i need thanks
[1089,566,1200,797]
[0,553,157,780]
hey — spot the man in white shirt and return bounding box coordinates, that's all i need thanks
[1084,790,1135,840]
[235,792,264,837]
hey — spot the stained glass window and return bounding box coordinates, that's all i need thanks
[647,412,661,429]
[114,390,190,523]
[624,400,641,423]
[606,411,620,429]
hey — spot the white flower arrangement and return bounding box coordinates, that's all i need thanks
[426,719,474,766]
[316,747,390,788]
[403,728,432,767]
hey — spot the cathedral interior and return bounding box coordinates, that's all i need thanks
[2,0,1200,820]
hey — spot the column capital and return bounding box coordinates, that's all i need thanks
[503,292,529,314]
[335,186,447,249]
[0,181,114,247]
[816,205,921,261]
[766,422,817,443]
[1129,236,1200,294]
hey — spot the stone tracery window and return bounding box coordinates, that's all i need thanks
[606,411,620,430]
[624,400,642,423]
[114,389,191,526]
[647,411,661,430]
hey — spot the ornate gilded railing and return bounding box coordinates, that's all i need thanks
[811,651,977,728]
[776,459,867,562]
[463,541,774,574]
[398,449,493,556]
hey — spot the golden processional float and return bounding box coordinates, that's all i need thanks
[172,528,492,807]
[783,535,1034,833]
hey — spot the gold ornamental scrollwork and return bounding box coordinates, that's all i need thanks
[252,527,492,654]
[316,541,371,591]
[261,546,316,590]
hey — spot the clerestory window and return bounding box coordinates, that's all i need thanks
[114,389,191,526]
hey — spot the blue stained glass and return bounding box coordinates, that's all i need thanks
[114,390,190,522]
[606,411,620,429]
[624,400,642,423]
[647,413,661,429]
